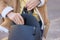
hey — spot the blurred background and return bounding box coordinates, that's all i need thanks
[47,0,60,40]
[0,0,60,40]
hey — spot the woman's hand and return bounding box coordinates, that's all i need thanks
[7,12,24,25]
[26,0,40,10]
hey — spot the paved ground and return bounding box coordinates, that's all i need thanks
[0,0,60,40]
[46,0,60,40]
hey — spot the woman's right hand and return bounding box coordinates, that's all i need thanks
[7,12,24,25]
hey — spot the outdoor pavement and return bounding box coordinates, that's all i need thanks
[46,0,60,40]
[0,0,60,40]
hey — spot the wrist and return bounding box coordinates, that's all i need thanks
[1,6,13,18]
[7,12,13,17]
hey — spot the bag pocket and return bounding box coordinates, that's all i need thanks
[9,25,36,40]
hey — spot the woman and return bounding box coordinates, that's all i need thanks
[0,0,49,40]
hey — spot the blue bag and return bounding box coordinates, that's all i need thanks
[8,8,43,40]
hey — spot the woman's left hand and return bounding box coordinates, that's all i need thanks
[26,0,40,10]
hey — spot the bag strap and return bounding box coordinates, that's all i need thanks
[35,8,44,30]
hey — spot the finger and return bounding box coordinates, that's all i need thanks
[27,2,38,10]
[17,14,24,25]
[26,0,39,9]
[27,3,36,10]
[26,0,34,7]
[13,17,18,24]
[16,16,22,24]
[18,14,24,24]
[14,17,22,25]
